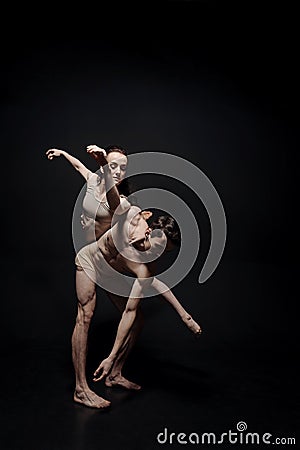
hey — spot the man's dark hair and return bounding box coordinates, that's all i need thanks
[151,215,181,246]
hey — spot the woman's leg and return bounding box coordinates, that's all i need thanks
[72,267,110,408]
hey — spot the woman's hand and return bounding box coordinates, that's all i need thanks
[80,213,94,230]
[93,357,114,382]
[86,145,108,166]
[46,148,64,160]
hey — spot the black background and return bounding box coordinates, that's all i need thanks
[0,2,299,449]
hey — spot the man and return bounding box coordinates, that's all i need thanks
[73,203,202,409]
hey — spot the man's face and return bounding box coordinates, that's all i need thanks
[129,211,169,256]
[129,211,152,248]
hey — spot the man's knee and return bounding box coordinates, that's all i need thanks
[76,301,95,326]
[77,289,96,306]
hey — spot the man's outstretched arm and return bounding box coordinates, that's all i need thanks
[93,264,201,382]
[93,265,150,382]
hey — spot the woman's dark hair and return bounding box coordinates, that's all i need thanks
[104,144,133,197]
[105,145,127,157]
[150,215,181,246]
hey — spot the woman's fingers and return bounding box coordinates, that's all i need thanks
[87,148,105,154]
[46,149,54,159]
[86,145,107,156]
[46,148,61,159]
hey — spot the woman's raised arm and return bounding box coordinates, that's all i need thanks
[86,144,133,215]
[46,148,92,181]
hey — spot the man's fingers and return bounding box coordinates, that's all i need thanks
[93,371,107,382]
[93,368,100,377]
[93,376,101,382]
[93,365,104,376]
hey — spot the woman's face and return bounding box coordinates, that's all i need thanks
[106,151,128,185]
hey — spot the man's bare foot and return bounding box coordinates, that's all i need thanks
[74,389,111,409]
[105,374,141,390]
[182,315,202,335]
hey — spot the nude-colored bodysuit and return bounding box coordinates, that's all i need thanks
[75,205,166,296]
[81,173,127,243]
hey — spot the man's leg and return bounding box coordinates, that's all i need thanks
[105,292,144,390]
[72,268,111,408]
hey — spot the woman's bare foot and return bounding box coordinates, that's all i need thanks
[182,315,202,335]
[74,389,111,409]
[105,374,141,390]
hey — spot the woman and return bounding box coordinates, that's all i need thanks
[74,204,201,409]
[46,144,132,243]
[46,145,144,395]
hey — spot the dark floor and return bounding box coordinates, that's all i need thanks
[0,261,299,449]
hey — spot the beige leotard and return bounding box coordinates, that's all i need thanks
[81,172,127,243]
